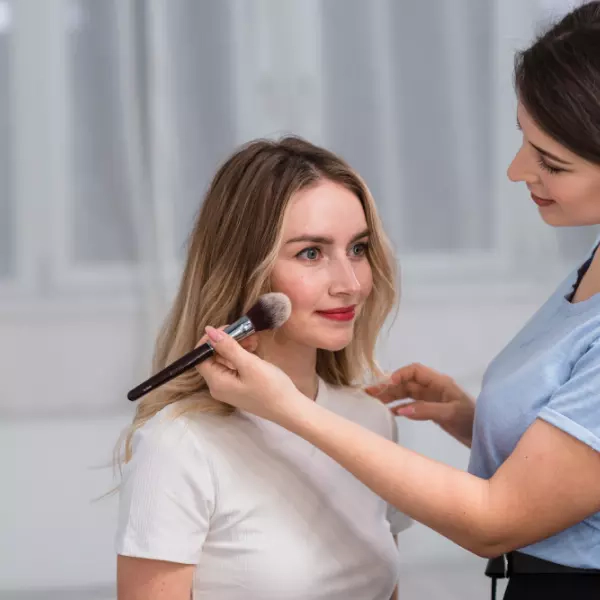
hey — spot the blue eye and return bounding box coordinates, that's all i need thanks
[350,242,368,257]
[297,247,321,260]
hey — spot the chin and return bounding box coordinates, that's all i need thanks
[539,215,566,226]
[539,212,586,227]
[537,204,595,227]
[315,334,354,352]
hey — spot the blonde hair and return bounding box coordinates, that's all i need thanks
[119,136,398,463]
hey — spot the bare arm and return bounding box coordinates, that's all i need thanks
[281,396,600,557]
[117,556,195,600]
[197,329,600,559]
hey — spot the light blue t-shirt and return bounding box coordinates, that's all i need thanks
[468,250,600,569]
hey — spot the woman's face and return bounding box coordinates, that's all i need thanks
[507,102,600,227]
[270,179,373,352]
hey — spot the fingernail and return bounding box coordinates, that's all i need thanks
[206,326,224,343]
[396,406,415,416]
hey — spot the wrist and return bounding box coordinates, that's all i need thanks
[461,393,476,444]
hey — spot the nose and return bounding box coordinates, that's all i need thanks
[329,256,361,296]
[507,144,540,185]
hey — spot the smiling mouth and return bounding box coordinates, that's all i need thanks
[316,306,356,322]
[530,192,555,207]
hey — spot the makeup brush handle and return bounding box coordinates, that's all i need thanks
[126,316,257,402]
[127,342,215,401]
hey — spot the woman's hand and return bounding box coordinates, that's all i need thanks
[366,363,476,447]
[204,325,259,371]
[195,326,309,423]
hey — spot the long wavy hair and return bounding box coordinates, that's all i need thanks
[119,136,398,463]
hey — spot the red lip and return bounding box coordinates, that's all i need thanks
[316,305,356,322]
[531,193,555,207]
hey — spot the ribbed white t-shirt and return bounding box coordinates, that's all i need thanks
[116,378,411,599]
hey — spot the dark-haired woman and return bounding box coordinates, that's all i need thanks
[197,2,600,599]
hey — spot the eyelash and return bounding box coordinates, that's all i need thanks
[537,157,564,175]
[296,242,369,260]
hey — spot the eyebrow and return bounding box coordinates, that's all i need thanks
[517,116,572,165]
[285,228,370,245]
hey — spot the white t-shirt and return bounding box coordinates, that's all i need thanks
[116,378,411,599]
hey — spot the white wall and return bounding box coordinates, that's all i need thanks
[1,285,554,593]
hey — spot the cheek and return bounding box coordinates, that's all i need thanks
[549,177,596,210]
[541,175,600,226]
[542,176,572,202]
[270,264,321,311]
[357,261,373,298]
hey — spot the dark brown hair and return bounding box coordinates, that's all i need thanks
[515,1,600,164]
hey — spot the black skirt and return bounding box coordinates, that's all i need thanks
[503,573,600,599]
[486,552,600,600]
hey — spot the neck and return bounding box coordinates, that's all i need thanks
[258,333,318,400]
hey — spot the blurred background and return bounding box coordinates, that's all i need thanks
[1,0,597,598]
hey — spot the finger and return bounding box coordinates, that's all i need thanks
[366,370,416,403]
[198,327,257,354]
[391,363,448,395]
[215,355,237,371]
[364,381,391,397]
[204,326,253,373]
[396,364,451,404]
[196,356,243,405]
[390,363,433,386]
[195,324,229,349]
[365,384,411,404]
[404,381,442,403]
[366,364,424,401]
[392,400,453,422]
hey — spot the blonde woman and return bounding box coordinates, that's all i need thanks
[115,136,411,600]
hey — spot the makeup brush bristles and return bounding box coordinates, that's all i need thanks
[246,293,291,332]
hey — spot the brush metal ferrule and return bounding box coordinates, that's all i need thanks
[224,315,256,342]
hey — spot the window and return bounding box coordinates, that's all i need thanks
[65,0,136,278]
[320,0,495,261]
[3,0,596,304]
[0,0,13,281]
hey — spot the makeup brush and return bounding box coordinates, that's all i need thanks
[127,292,292,401]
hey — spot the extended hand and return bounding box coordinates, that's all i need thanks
[366,363,475,447]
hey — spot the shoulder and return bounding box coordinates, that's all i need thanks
[323,382,397,441]
[120,403,221,506]
[127,403,212,468]
[117,406,216,563]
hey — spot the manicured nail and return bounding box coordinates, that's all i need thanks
[206,326,224,343]
[395,406,415,416]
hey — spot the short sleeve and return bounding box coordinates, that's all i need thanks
[385,414,413,535]
[538,340,600,454]
[115,414,214,564]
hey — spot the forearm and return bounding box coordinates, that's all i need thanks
[280,394,497,556]
[460,395,476,448]
[455,422,474,449]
